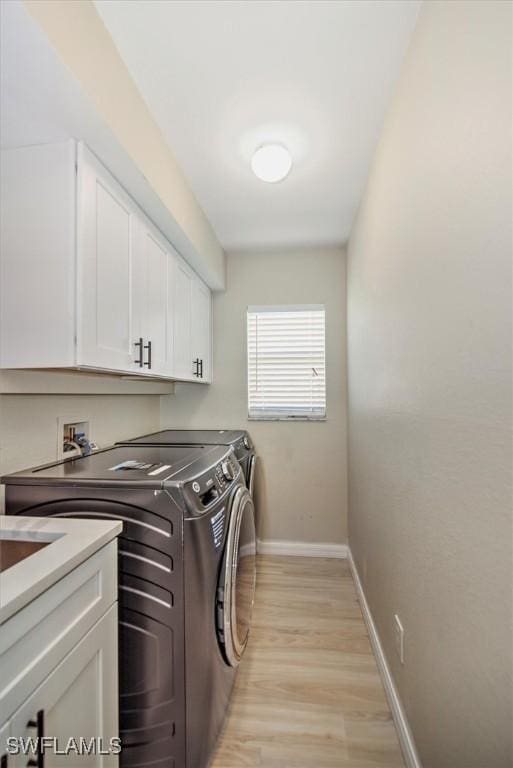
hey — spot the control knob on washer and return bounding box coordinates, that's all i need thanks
[221,460,234,481]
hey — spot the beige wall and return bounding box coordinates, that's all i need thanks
[22,0,225,289]
[161,248,348,545]
[0,393,160,512]
[346,2,512,767]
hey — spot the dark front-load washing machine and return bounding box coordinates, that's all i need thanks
[117,430,257,497]
[2,443,257,768]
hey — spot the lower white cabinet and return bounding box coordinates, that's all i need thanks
[9,606,118,768]
[1,722,9,767]
[0,543,119,768]
[0,140,212,382]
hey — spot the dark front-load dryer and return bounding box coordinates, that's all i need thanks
[117,430,257,497]
[2,444,257,768]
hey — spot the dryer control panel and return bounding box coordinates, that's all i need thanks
[232,436,251,460]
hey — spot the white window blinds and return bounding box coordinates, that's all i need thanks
[247,305,326,420]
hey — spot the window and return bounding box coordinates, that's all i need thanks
[247,305,326,420]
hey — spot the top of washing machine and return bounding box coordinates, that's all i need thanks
[1,443,241,500]
[117,428,253,462]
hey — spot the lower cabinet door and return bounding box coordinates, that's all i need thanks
[10,605,118,767]
[1,721,10,767]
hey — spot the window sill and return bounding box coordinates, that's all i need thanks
[247,416,327,422]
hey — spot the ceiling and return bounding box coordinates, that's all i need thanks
[95,0,420,252]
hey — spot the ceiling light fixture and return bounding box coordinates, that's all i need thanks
[251,144,292,183]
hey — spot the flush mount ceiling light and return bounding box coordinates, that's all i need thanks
[251,144,292,183]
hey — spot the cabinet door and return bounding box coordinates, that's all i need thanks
[144,230,169,376]
[77,145,137,373]
[1,721,10,767]
[130,217,146,370]
[0,141,76,369]
[10,606,118,768]
[172,257,193,380]
[191,276,212,383]
[131,219,169,376]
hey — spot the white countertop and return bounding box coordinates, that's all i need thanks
[0,516,122,623]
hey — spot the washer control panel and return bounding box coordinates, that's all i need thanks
[214,458,238,489]
[185,456,240,512]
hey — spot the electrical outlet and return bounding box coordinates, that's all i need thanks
[394,614,405,665]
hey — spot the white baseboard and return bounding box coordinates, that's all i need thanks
[256,538,348,558]
[348,548,422,768]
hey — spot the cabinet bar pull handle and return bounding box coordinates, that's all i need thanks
[134,338,144,367]
[199,359,203,378]
[26,710,44,768]
[143,340,152,369]
[192,358,199,377]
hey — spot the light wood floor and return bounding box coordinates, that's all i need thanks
[211,556,405,768]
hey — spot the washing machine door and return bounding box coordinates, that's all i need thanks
[220,486,257,666]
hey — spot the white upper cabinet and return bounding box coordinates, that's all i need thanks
[172,256,193,380]
[0,140,212,382]
[132,218,170,376]
[78,144,136,372]
[0,141,77,368]
[172,257,212,382]
[191,274,212,382]
[145,230,170,376]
